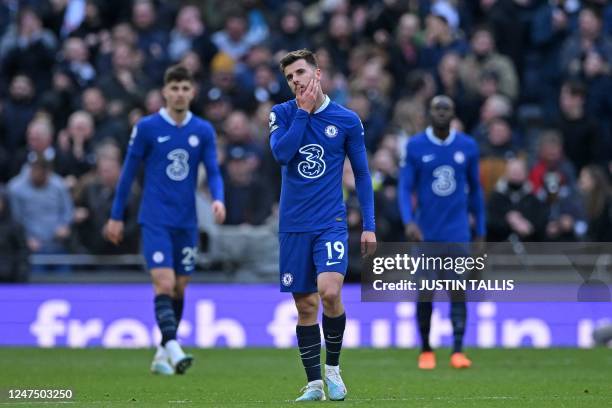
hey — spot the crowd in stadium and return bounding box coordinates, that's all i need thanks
[1,0,612,278]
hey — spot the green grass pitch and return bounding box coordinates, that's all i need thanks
[0,348,610,407]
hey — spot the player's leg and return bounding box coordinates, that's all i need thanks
[416,301,436,369]
[142,224,176,375]
[280,232,325,402]
[314,226,348,401]
[162,228,198,374]
[449,290,471,368]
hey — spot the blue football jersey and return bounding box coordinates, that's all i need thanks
[398,127,485,242]
[111,108,224,228]
[269,96,375,233]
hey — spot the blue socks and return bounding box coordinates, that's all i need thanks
[323,313,345,366]
[154,294,177,346]
[296,324,322,382]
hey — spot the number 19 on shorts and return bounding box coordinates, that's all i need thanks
[325,241,345,266]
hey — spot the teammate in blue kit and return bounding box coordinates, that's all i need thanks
[104,65,226,375]
[270,49,377,401]
[398,95,485,370]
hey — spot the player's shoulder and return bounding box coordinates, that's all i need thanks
[327,101,361,126]
[406,131,429,148]
[189,114,216,134]
[455,132,479,151]
[134,112,162,131]
[271,99,297,116]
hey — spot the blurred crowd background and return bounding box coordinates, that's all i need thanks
[1,0,612,281]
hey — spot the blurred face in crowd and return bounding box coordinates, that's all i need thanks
[471,30,494,57]
[578,168,595,193]
[145,89,164,114]
[397,13,419,42]
[83,88,107,116]
[133,0,156,30]
[180,51,202,76]
[10,75,34,101]
[68,112,94,143]
[224,111,251,143]
[112,42,134,71]
[347,94,371,121]
[176,5,203,36]
[112,23,137,47]
[27,121,53,152]
[429,96,455,129]
[488,119,512,146]
[506,159,527,185]
[559,85,584,115]
[30,162,50,188]
[226,16,247,41]
[19,8,42,37]
[97,157,121,188]
[539,135,563,163]
[579,8,601,39]
[283,58,320,96]
[281,13,301,34]
[162,80,195,113]
[329,14,352,41]
[439,53,460,86]
[64,37,89,63]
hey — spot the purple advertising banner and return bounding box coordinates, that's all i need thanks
[0,284,610,348]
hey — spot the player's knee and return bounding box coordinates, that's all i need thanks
[154,278,175,295]
[319,287,341,308]
[296,298,318,318]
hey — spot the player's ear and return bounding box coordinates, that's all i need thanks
[315,68,321,81]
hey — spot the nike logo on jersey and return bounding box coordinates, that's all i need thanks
[157,136,171,143]
[422,154,435,163]
[326,261,341,266]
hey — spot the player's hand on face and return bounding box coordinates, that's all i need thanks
[104,219,124,245]
[297,78,317,113]
[212,200,226,224]
[361,231,377,258]
[405,222,423,242]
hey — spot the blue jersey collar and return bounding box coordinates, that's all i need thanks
[159,107,193,127]
[426,126,456,146]
[313,95,330,114]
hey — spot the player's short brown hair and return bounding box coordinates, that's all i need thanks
[279,49,318,72]
[164,65,193,84]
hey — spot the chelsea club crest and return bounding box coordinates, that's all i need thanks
[281,273,294,287]
[324,125,338,138]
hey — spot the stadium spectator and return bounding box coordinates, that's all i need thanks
[529,129,577,193]
[371,148,403,243]
[560,7,612,78]
[222,145,273,226]
[479,117,523,197]
[269,2,310,59]
[223,110,262,162]
[0,186,29,282]
[578,164,612,241]
[10,117,56,180]
[388,13,422,94]
[212,9,264,63]
[130,0,169,84]
[7,153,74,258]
[168,5,216,65]
[81,87,127,147]
[419,6,467,71]
[55,110,96,184]
[487,158,548,242]
[347,92,386,152]
[202,52,257,113]
[323,13,354,76]
[0,6,57,92]
[59,36,96,89]
[459,26,518,101]
[1,74,38,152]
[537,170,586,242]
[554,80,603,172]
[96,40,150,115]
[73,145,139,254]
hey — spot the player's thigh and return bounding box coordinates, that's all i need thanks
[313,225,348,278]
[141,224,174,271]
[279,232,317,293]
[171,227,199,276]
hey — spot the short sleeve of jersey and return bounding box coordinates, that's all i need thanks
[127,122,147,157]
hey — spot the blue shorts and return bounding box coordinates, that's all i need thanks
[279,225,348,293]
[141,224,198,275]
